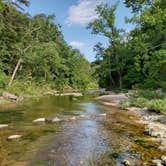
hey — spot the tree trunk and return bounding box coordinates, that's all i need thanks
[9,58,23,85]
[110,70,115,87]
[119,71,122,90]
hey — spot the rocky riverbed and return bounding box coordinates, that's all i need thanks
[0,93,166,165]
[96,93,166,166]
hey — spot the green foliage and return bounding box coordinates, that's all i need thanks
[0,72,8,88]
[130,97,148,108]
[6,80,41,96]
[147,98,166,113]
[129,89,166,113]
[90,0,165,92]
[130,89,164,100]
[130,97,166,113]
[88,3,130,89]
[0,0,93,92]
[119,101,130,109]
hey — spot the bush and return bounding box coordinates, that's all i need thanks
[130,97,166,113]
[130,97,148,108]
[0,72,8,88]
[147,98,166,113]
[6,80,41,96]
[130,89,164,100]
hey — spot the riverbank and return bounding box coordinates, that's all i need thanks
[0,88,110,106]
[96,93,166,165]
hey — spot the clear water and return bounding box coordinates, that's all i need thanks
[0,96,165,166]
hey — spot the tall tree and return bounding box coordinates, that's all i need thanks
[88,3,129,89]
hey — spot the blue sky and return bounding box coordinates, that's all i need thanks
[24,0,133,62]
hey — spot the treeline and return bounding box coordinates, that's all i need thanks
[89,0,166,91]
[0,0,93,93]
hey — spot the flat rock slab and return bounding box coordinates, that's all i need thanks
[8,135,22,140]
[2,91,18,101]
[0,124,8,129]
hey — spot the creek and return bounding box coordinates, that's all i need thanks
[0,96,164,166]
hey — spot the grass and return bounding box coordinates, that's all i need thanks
[128,89,166,114]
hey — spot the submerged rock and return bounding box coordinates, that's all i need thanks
[8,135,22,140]
[99,113,106,116]
[122,159,131,166]
[70,116,77,120]
[33,118,45,123]
[51,117,61,123]
[0,124,8,129]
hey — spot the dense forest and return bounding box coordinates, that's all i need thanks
[0,0,165,95]
[90,0,166,91]
[0,0,94,95]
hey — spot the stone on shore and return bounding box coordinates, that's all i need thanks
[122,159,131,166]
[152,159,163,166]
[2,92,18,101]
[8,135,22,140]
[161,155,166,165]
[33,118,45,123]
[0,124,8,129]
[145,123,166,138]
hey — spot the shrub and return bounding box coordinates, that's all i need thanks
[0,72,8,88]
[147,98,166,113]
[130,97,148,108]
[6,80,41,96]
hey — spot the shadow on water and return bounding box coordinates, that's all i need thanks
[0,95,166,166]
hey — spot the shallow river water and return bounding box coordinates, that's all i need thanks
[0,96,165,166]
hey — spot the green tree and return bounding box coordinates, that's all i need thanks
[88,3,130,89]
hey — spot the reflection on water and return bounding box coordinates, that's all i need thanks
[30,102,108,166]
[0,96,165,166]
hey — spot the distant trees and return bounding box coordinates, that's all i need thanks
[0,0,92,90]
[89,0,166,90]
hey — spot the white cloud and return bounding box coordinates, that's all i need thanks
[69,41,85,47]
[66,0,103,26]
